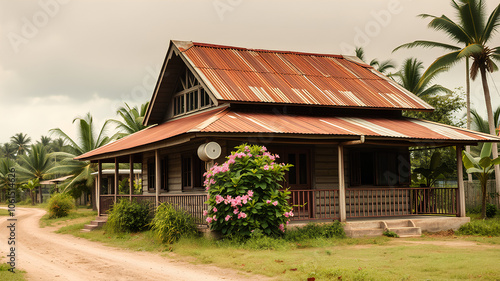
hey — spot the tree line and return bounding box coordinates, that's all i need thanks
[0,102,149,209]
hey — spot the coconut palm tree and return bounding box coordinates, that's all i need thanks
[392,58,452,97]
[10,133,31,157]
[0,143,17,160]
[49,112,114,210]
[109,101,150,139]
[16,144,54,204]
[0,157,16,202]
[355,46,396,74]
[394,0,500,195]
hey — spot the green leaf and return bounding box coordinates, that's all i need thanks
[466,167,483,174]
[480,142,493,159]
[479,157,492,168]
[462,151,477,169]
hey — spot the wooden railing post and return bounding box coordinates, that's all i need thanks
[97,160,102,216]
[456,145,466,217]
[114,158,118,204]
[155,150,160,209]
[129,155,133,201]
[338,145,346,222]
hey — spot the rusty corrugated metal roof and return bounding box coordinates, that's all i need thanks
[76,107,499,161]
[175,41,432,110]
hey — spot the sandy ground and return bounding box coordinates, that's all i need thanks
[0,207,262,281]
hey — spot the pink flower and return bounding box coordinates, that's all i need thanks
[213,215,217,221]
[206,217,213,223]
[263,164,269,170]
[247,190,254,197]
[272,201,278,206]
[278,223,285,232]
[261,146,267,152]
[275,154,280,159]
[225,215,231,221]
[213,207,218,213]
[215,195,224,204]
[203,210,208,216]
[233,208,239,214]
[238,212,247,219]
[266,200,271,204]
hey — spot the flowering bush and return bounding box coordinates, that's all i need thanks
[204,144,293,237]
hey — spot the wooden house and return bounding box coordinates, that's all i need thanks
[76,41,500,233]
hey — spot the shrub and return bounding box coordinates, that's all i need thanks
[105,199,152,233]
[47,193,75,218]
[150,203,198,244]
[204,144,293,237]
[383,230,399,238]
[285,221,346,241]
[457,218,500,236]
[486,203,498,218]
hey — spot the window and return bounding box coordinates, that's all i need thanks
[181,154,205,191]
[161,158,168,191]
[172,69,213,117]
[147,161,155,191]
[349,148,410,187]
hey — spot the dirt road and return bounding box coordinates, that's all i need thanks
[0,207,258,281]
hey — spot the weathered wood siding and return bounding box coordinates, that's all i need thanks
[313,145,339,190]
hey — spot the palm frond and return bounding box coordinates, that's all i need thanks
[393,40,461,53]
[481,1,500,42]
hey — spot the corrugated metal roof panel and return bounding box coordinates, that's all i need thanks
[76,108,500,161]
[178,41,433,110]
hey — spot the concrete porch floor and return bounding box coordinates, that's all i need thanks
[289,216,470,238]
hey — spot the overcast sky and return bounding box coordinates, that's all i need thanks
[1,0,500,145]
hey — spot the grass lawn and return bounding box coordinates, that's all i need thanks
[0,209,12,216]
[0,264,26,281]
[56,216,500,281]
[39,208,97,228]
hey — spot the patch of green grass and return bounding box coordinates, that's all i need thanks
[167,236,500,280]
[55,215,500,281]
[39,209,96,228]
[0,209,12,216]
[0,263,26,281]
[457,217,500,236]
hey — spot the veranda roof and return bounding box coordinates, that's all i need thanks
[76,106,500,161]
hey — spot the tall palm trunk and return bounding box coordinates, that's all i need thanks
[480,66,500,205]
[466,58,473,182]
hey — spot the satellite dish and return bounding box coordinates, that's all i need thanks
[197,142,221,162]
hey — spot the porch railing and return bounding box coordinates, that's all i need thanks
[99,194,207,224]
[345,187,458,217]
[288,187,459,220]
[99,187,458,224]
[288,189,339,221]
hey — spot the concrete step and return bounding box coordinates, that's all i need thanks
[345,228,384,238]
[387,227,422,238]
[81,216,108,232]
[344,221,384,230]
[385,219,413,228]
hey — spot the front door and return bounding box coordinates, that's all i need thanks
[283,150,312,219]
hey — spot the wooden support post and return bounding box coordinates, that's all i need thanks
[456,145,466,217]
[97,160,102,216]
[114,158,118,204]
[155,150,160,208]
[338,145,346,222]
[129,155,133,200]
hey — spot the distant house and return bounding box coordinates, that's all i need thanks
[76,41,500,234]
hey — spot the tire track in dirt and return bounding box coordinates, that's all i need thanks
[0,207,263,281]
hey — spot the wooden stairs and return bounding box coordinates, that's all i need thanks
[81,215,108,232]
